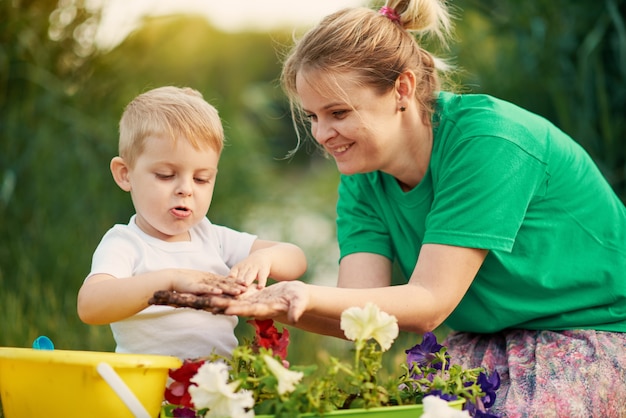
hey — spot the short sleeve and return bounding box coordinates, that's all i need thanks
[209,223,257,268]
[425,135,549,252]
[88,227,140,279]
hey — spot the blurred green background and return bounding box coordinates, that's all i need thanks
[1,0,625,408]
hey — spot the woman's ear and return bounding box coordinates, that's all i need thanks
[395,70,417,110]
[110,156,132,192]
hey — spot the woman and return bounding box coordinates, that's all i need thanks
[210,0,626,415]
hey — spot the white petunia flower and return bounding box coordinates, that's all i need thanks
[421,396,471,418]
[263,354,304,395]
[340,303,399,351]
[188,362,254,418]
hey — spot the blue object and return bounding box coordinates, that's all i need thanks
[32,335,54,350]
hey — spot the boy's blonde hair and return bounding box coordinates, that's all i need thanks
[118,86,224,167]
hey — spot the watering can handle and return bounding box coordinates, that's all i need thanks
[96,362,152,418]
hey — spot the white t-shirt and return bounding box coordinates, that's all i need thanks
[87,215,257,359]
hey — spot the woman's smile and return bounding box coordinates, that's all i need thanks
[328,142,354,157]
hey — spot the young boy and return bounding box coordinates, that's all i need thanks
[77,86,307,359]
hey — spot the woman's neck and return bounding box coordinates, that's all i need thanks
[391,119,433,191]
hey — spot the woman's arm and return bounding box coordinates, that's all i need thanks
[219,244,487,336]
[275,252,392,338]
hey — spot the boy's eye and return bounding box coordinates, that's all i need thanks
[155,173,174,179]
[194,178,210,184]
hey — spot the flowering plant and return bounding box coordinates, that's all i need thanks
[161,303,500,418]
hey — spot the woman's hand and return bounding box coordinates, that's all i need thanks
[209,281,310,323]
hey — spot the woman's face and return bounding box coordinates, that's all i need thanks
[296,71,403,176]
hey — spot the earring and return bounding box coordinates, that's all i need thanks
[400,106,406,112]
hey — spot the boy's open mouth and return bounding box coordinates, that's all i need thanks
[171,206,191,218]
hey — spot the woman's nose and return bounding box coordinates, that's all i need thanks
[313,120,337,145]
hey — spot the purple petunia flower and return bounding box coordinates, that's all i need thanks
[405,332,446,372]
[464,370,501,417]
[477,371,500,409]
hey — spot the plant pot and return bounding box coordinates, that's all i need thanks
[255,399,465,417]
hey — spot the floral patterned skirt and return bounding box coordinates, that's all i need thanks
[443,329,626,418]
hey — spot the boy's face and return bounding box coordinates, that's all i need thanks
[123,135,219,242]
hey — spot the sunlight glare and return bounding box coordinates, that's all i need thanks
[95,0,368,49]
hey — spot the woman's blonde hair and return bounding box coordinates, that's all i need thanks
[118,86,224,167]
[280,0,453,151]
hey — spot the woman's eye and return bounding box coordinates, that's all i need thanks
[305,113,317,122]
[332,110,347,118]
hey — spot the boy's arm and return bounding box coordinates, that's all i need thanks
[77,269,247,325]
[228,239,307,288]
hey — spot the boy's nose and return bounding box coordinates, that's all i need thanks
[175,179,193,196]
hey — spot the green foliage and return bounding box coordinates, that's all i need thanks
[396,348,485,406]
[163,323,472,417]
[453,0,626,200]
[0,0,117,351]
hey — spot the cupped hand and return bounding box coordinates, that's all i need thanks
[209,281,309,323]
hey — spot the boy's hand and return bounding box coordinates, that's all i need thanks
[172,270,247,296]
[228,253,272,288]
[149,290,229,314]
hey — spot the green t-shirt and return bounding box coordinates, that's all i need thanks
[337,92,626,333]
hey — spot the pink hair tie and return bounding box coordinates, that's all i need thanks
[379,6,401,24]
